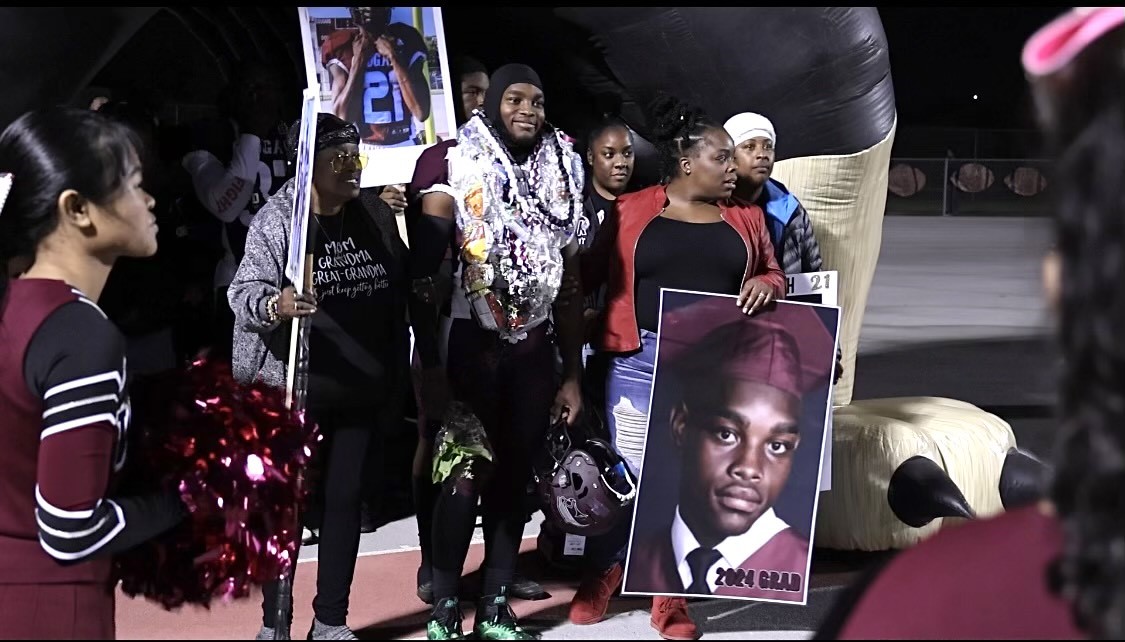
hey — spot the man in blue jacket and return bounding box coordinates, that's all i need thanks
[725,112,841,381]
[724,112,822,274]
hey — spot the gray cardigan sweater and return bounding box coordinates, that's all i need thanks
[227,178,409,389]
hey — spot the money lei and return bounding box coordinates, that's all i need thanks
[447,113,584,342]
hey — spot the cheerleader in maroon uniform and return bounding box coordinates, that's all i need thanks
[0,108,185,639]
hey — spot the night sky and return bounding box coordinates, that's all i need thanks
[877,7,1069,129]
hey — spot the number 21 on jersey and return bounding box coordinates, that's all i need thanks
[364,69,405,125]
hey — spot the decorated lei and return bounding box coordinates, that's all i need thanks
[445,111,584,342]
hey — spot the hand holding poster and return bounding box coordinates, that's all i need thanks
[298,6,458,187]
[622,290,840,605]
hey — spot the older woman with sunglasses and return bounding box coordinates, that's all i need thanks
[229,113,412,640]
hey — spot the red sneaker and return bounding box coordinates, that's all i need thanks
[568,563,624,625]
[650,596,700,640]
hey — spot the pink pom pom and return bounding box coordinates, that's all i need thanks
[114,356,321,609]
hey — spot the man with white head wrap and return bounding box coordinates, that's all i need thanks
[724,112,822,275]
[724,112,841,381]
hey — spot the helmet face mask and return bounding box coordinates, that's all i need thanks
[349,6,392,37]
[583,439,637,501]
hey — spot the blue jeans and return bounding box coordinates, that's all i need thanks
[585,330,658,569]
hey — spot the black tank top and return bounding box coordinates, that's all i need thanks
[633,216,748,332]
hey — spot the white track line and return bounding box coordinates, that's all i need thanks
[297,534,532,564]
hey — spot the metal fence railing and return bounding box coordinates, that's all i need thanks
[886,157,1053,216]
[892,127,1042,160]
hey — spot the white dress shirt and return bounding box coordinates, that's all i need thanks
[670,505,791,593]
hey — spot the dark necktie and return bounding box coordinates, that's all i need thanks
[686,547,723,595]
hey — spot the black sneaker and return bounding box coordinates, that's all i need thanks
[417,580,434,604]
[473,589,535,640]
[426,597,464,640]
[359,502,377,534]
[302,527,319,546]
[417,562,434,604]
[508,574,549,601]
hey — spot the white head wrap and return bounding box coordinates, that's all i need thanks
[723,112,776,147]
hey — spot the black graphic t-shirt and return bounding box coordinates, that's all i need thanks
[580,190,615,313]
[578,190,614,252]
[307,206,398,408]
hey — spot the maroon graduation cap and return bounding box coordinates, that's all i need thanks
[658,297,835,400]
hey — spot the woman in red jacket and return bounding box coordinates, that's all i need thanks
[572,93,786,640]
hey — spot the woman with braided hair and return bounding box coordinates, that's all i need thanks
[816,7,1125,639]
[573,93,785,640]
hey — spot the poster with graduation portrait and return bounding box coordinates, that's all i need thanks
[622,290,839,606]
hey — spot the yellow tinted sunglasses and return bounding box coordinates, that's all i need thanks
[330,152,369,173]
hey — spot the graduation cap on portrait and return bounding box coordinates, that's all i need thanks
[659,294,990,530]
[658,296,836,401]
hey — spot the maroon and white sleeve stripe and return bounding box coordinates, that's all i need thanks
[28,301,181,562]
[34,323,129,560]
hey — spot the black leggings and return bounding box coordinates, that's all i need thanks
[262,405,391,628]
[430,320,555,601]
[414,464,440,584]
